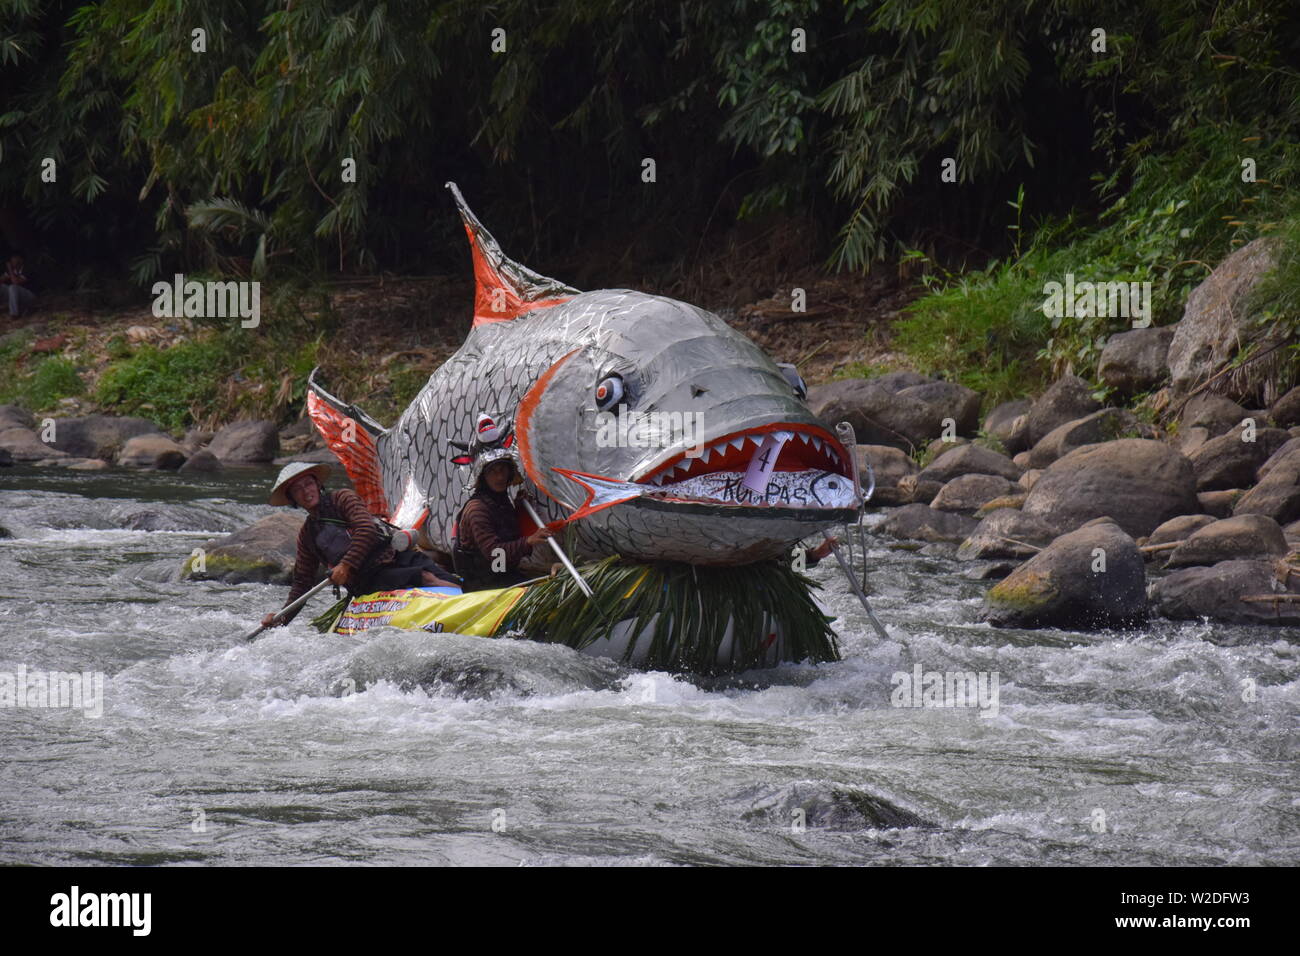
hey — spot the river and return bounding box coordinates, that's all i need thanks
[1,466,1296,865]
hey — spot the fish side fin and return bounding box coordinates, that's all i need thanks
[306,368,391,518]
[446,181,580,326]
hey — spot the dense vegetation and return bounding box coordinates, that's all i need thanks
[2,0,1297,423]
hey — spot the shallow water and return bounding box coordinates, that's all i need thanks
[1,466,1296,865]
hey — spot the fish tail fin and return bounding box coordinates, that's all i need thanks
[306,367,391,517]
[446,181,580,326]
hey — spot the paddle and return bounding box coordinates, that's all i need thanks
[242,577,334,642]
[519,497,595,598]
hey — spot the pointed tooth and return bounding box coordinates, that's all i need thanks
[747,434,763,448]
[729,437,746,452]
[651,474,664,486]
[774,430,793,443]
[700,445,713,464]
[811,437,823,452]
[796,432,812,444]
[711,442,729,457]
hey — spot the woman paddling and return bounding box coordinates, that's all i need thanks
[449,414,554,591]
[260,462,459,628]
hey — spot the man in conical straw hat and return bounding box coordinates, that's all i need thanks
[260,461,458,629]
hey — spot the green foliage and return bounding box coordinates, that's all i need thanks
[93,334,242,431]
[0,355,85,410]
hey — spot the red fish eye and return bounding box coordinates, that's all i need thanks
[595,375,624,411]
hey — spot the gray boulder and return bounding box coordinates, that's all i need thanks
[1271,386,1300,428]
[876,504,979,544]
[117,433,187,470]
[1022,439,1199,538]
[179,449,223,474]
[1145,514,1216,547]
[0,427,67,462]
[181,429,215,453]
[807,380,944,451]
[1233,446,1300,524]
[0,448,10,467]
[1151,559,1300,626]
[984,519,1146,629]
[1174,425,1211,457]
[1179,393,1250,437]
[856,444,917,506]
[1019,469,1043,491]
[930,473,1020,513]
[983,399,1031,446]
[1097,326,1175,395]
[1258,437,1300,482]
[957,508,1057,561]
[209,420,280,463]
[918,443,1023,483]
[1198,490,1240,519]
[1187,427,1290,491]
[182,512,304,584]
[0,405,33,431]
[1167,514,1288,569]
[869,371,934,393]
[46,415,159,460]
[1023,376,1102,447]
[1026,408,1138,469]
[1167,237,1282,397]
[895,381,981,435]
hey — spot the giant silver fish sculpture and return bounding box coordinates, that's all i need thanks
[307,183,859,566]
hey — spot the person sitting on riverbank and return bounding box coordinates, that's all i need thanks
[3,252,35,317]
[450,414,553,591]
[260,462,459,628]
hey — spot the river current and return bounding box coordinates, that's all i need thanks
[1,467,1296,865]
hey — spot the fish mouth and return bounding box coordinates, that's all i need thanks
[631,423,856,510]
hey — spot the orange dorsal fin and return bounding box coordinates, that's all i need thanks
[446,182,580,326]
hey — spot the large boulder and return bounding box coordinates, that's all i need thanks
[870,371,935,394]
[208,420,280,463]
[917,443,1022,483]
[1187,426,1290,491]
[929,474,1020,513]
[1271,386,1300,428]
[1145,514,1217,547]
[1178,393,1250,437]
[179,449,223,474]
[1258,437,1300,482]
[982,399,1031,447]
[1174,425,1211,457]
[182,512,304,584]
[1097,326,1175,396]
[1167,237,1282,398]
[1026,408,1138,470]
[45,415,159,460]
[1166,514,1288,569]
[983,519,1147,629]
[1197,490,1241,519]
[957,508,1057,561]
[895,381,981,436]
[876,504,978,544]
[807,380,945,451]
[0,405,34,431]
[117,433,187,470]
[1022,439,1200,538]
[1023,376,1102,447]
[1151,559,1300,625]
[856,444,917,506]
[1233,445,1300,524]
[0,427,68,462]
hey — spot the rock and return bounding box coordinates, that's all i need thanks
[0,427,67,462]
[1166,514,1288,568]
[36,457,109,470]
[182,512,304,584]
[45,415,160,460]
[1024,376,1102,447]
[1187,426,1290,491]
[0,405,34,431]
[181,429,214,453]
[983,519,1146,629]
[1019,469,1043,491]
[983,400,1032,447]
[1151,559,1300,625]
[895,381,981,435]
[1097,326,1175,395]
[1003,414,1032,455]
[1012,451,1032,469]
[1271,386,1300,428]
[208,420,280,463]
[0,448,10,467]
[896,475,945,505]
[957,508,1057,560]
[876,504,979,544]
[1022,439,1199,538]
[870,371,934,394]
[856,445,916,506]
[124,511,188,532]
[117,433,187,470]
[1167,237,1282,397]
[964,561,1019,580]
[1258,437,1300,482]
[1146,514,1217,547]
[1174,425,1211,456]
[1285,519,1300,542]
[923,437,968,462]
[1179,393,1250,437]
[271,447,345,468]
[179,449,223,473]
[1198,490,1240,519]
[1233,446,1300,524]
[975,494,1027,516]
[917,443,1023,483]
[930,474,1021,513]
[807,380,945,452]
[1026,408,1138,469]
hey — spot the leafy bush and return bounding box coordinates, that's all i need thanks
[0,356,85,410]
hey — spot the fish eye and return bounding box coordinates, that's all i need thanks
[594,374,625,411]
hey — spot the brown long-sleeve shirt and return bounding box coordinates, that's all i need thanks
[282,488,392,621]
[458,491,533,569]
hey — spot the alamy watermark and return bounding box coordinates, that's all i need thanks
[1041,273,1152,328]
[595,407,705,457]
[151,273,260,327]
[0,664,104,718]
[890,662,1000,718]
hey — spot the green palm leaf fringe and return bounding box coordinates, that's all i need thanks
[310,593,352,633]
[497,557,840,673]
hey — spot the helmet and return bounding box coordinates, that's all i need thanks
[448,412,523,493]
[269,461,332,506]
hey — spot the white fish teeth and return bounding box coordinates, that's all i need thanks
[711,442,729,456]
[729,437,747,452]
[747,434,763,448]
[811,437,823,452]
[774,430,793,443]
[796,432,812,444]
[700,446,714,464]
